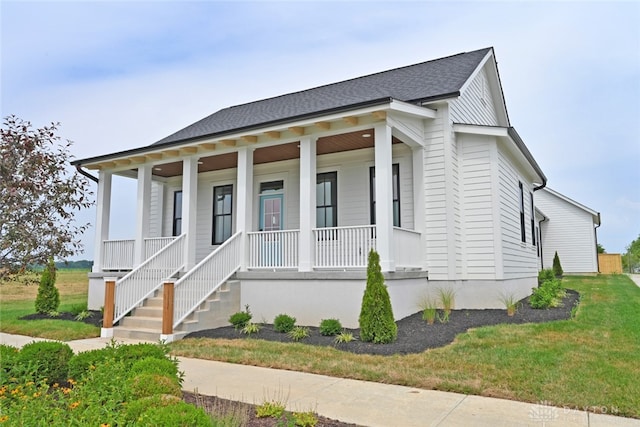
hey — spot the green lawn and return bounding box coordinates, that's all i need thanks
[170,275,640,418]
[0,269,100,341]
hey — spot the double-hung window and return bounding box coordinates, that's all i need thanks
[212,185,233,244]
[172,191,182,236]
[370,164,400,227]
[316,172,337,228]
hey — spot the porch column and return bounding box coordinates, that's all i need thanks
[236,147,254,271]
[182,157,198,270]
[299,135,317,272]
[374,123,395,272]
[92,170,112,272]
[412,146,427,270]
[134,164,152,266]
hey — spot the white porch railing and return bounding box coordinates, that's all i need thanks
[247,230,299,269]
[102,237,177,270]
[172,231,242,329]
[113,235,185,324]
[313,225,377,269]
[144,237,177,259]
[393,227,422,269]
[102,239,135,270]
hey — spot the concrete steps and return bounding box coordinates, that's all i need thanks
[112,281,240,342]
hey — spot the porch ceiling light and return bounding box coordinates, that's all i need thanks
[362,133,371,138]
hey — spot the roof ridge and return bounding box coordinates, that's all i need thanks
[220,47,494,112]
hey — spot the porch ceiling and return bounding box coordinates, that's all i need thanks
[147,129,401,178]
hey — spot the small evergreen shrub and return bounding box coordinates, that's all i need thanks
[358,250,397,344]
[319,318,342,336]
[35,258,60,314]
[18,341,73,384]
[137,401,213,426]
[273,313,296,333]
[229,305,252,329]
[69,302,88,316]
[553,251,564,278]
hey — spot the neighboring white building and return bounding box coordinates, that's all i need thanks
[73,47,547,341]
[535,188,601,274]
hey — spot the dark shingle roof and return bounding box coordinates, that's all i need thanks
[154,47,492,146]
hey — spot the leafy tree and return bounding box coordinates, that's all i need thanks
[0,116,93,279]
[359,250,397,344]
[35,258,60,313]
[597,243,606,254]
[622,234,640,273]
[552,251,563,278]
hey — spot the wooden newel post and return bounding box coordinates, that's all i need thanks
[162,281,175,336]
[103,279,116,329]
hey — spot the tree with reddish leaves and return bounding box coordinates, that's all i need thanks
[0,115,93,279]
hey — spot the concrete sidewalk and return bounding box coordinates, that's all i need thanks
[1,332,638,427]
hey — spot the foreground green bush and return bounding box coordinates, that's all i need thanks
[274,314,296,333]
[530,278,564,309]
[319,318,342,336]
[18,341,73,384]
[137,401,213,426]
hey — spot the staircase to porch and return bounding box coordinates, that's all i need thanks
[106,231,243,342]
[112,280,240,341]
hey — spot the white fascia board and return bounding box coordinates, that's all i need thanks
[458,50,493,94]
[541,187,601,224]
[388,99,437,119]
[453,123,509,137]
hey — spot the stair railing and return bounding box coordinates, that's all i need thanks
[113,234,185,325]
[172,231,242,329]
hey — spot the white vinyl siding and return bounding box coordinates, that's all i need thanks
[535,190,598,274]
[148,181,163,238]
[422,108,449,279]
[497,150,538,279]
[459,136,497,279]
[450,68,499,126]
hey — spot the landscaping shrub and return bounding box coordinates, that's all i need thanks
[124,394,182,425]
[137,401,213,426]
[538,268,555,285]
[129,373,182,399]
[115,342,168,367]
[229,305,252,329]
[288,326,310,341]
[553,251,564,278]
[18,341,73,384]
[274,313,296,333]
[530,279,564,309]
[35,258,60,314]
[359,250,397,344]
[319,318,342,336]
[129,357,182,386]
[0,345,20,383]
[68,347,117,381]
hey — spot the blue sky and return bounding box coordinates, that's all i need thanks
[2,1,639,259]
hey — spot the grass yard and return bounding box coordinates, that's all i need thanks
[0,269,100,340]
[170,275,640,418]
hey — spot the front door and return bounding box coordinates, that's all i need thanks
[259,194,283,266]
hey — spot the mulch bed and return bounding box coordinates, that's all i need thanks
[184,289,580,356]
[19,310,103,328]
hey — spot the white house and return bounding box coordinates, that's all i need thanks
[534,187,601,274]
[73,47,547,341]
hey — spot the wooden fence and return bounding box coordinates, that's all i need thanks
[598,253,622,274]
